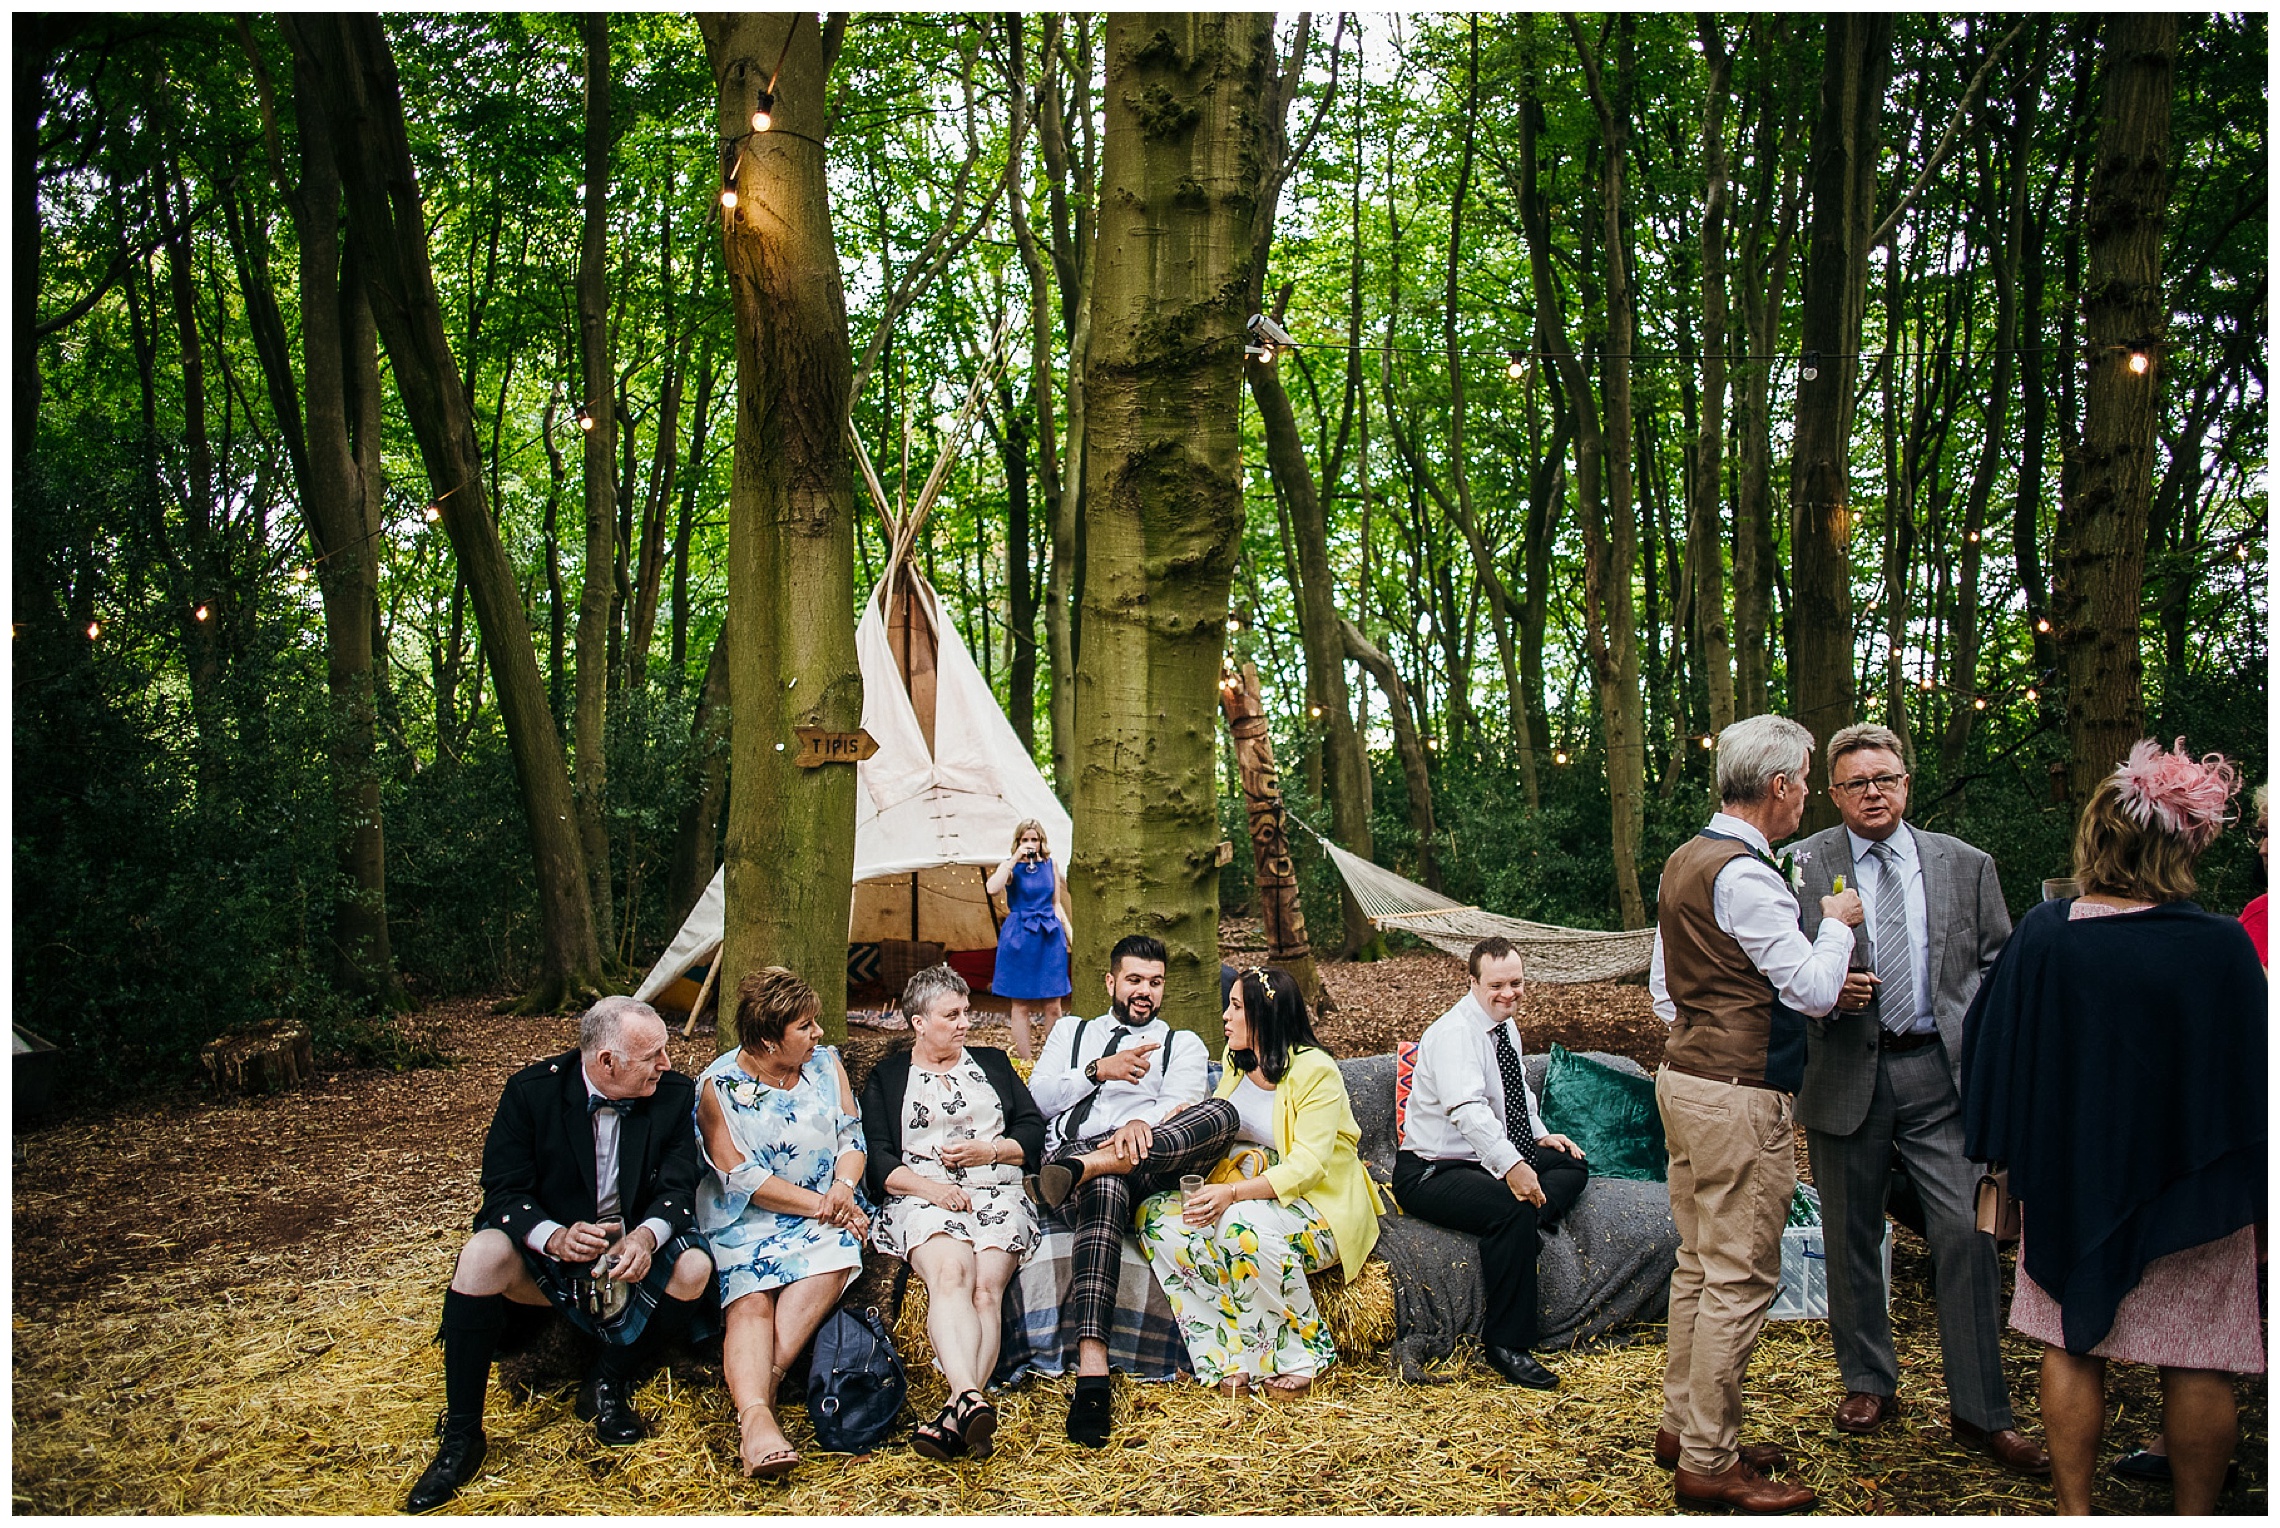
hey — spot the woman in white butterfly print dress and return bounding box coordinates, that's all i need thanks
[858,965,1045,1463]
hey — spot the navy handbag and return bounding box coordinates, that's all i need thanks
[805,1278,909,1453]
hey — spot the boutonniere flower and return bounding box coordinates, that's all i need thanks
[1786,849,1810,891]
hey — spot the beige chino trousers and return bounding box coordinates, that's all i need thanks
[1655,1064,1797,1476]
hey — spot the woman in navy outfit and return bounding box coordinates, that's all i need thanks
[985,818,1072,1061]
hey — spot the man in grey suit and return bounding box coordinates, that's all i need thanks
[1787,724,2048,1474]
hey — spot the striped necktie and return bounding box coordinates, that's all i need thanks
[1867,840,1916,1033]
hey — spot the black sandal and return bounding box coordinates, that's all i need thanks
[950,1389,997,1459]
[911,1400,967,1463]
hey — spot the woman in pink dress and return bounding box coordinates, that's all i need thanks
[1963,740,2265,1516]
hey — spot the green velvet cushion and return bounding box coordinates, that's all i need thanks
[1538,1042,1667,1182]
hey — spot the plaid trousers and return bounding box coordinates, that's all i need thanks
[1063,1099,1242,1346]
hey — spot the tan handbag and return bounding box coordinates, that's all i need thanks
[1975,1168,2021,1245]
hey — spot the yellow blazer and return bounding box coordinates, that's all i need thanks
[1214,1044,1385,1281]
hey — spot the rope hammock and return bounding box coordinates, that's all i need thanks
[1294,819,1656,985]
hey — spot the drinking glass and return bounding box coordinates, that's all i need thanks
[1179,1173,1206,1207]
[2041,877,2082,902]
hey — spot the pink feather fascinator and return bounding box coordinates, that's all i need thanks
[2111,736,2239,852]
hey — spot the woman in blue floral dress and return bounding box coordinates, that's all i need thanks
[696,967,869,1478]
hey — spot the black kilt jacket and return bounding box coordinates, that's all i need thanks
[473,1049,702,1247]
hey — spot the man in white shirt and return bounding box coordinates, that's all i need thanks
[1394,936,1589,1390]
[1646,714,1861,1514]
[1023,934,1238,1447]
[1786,723,2045,1473]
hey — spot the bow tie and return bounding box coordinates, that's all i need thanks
[588,1095,634,1117]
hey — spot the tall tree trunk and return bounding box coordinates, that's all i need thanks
[667,626,734,929]
[2057,14,2177,801]
[1070,12,1273,1049]
[670,344,719,677]
[700,12,862,1046]
[573,14,619,959]
[1220,661,1333,1011]
[1939,73,2030,777]
[991,388,1039,749]
[1566,16,1648,929]
[237,26,399,1003]
[1789,14,1893,824]
[1692,16,1738,736]
[1341,617,1437,888]
[289,14,606,1011]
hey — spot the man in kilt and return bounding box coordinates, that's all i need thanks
[406,996,714,1512]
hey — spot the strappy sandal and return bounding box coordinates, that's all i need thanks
[911,1399,968,1463]
[1215,1375,1252,1398]
[737,1402,799,1479]
[950,1388,997,1459]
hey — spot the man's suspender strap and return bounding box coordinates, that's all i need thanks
[1055,1018,1188,1145]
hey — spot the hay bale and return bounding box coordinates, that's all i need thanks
[1311,1254,1395,1355]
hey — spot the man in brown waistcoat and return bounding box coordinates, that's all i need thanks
[1645,714,1864,1513]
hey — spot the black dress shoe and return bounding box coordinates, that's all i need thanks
[405,1426,487,1513]
[1066,1384,1113,1448]
[576,1372,647,1446]
[1484,1345,1559,1390]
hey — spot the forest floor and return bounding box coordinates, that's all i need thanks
[11,941,2266,1515]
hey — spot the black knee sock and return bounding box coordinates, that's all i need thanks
[440,1289,504,1431]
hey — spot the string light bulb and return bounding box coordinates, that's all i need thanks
[1307,705,1323,719]
[2127,349,2151,375]
[1972,696,1987,710]
[750,91,775,133]
[2035,617,2052,633]
[2024,687,2039,702]
[1506,354,1525,381]
[424,503,442,523]
[1800,349,1821,382]
[1966,529,1980,543]
[291,565,310,584]
[574,404,596,432]
[719,184,738,210]
[1918,677,1934,692]
[1554,750,1569,765]
[193,603,210,623]
[85,620,101,641]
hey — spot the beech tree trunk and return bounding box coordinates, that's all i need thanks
[1070,12,1274,1049]
[2057,14,2177,801]
[700,12,862,1046]
[1220,662,1332,1011]
[667,626,733,929]
[1342,616,1437,888]
[1562,18,1648,929]
[289,14,606,1011]
[1692,17,1738,736]
[573,14,619,958]
[238,25,398,1003]
[1789,15,1893,826]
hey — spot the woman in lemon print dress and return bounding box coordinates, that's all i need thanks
[1135,965,1383,1396]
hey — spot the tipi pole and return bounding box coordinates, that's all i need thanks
[1217,660,1335,1014]
[680,954,722,1041]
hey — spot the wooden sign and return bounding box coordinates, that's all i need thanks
[793,727,880,767]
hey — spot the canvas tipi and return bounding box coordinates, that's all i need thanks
[635,320,1067,1014]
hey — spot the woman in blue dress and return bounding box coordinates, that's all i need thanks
[696,967,868,1478]
[985,818,1073,1061]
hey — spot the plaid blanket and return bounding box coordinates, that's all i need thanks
[991,1200,1191,1384]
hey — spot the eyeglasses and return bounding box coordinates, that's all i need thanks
[1829,773,1908,798]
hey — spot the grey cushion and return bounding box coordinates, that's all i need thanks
[1340,1052,1680,1380]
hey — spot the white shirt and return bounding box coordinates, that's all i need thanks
[1848,823,1933,1033]
[1399,991,1550,1180]
[1230,1074,1278,1146]
[1027,1012,1210,1153]
[524,1065,677,1261]
[1650,812,1857,1026]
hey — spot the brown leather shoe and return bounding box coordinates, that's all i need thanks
[1950,1414,2051,1475]
[1655,1428,1791,1474]
[1833,1391,1898,1433]
[1673,1459,1817,1513]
